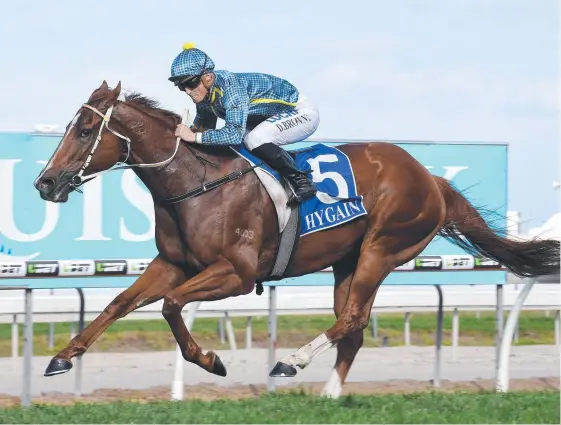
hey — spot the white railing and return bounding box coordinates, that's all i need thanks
[496,273,561,392]
[3,284,559,371]
[2,283,559,320]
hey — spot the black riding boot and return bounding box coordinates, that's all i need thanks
[251,143,317,204]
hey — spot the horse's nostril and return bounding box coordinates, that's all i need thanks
[36,177,55,195]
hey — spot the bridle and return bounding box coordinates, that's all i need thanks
[69,99,259,206]
[70,102,187,188]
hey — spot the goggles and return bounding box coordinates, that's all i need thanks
[176,75,202,91]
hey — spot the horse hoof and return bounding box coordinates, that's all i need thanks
[44,357,73,376]
[211,354,227,377]
[269,361,297,377]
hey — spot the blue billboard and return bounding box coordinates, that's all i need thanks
[0,132,507,288]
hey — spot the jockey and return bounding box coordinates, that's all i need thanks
[168,43,319,204]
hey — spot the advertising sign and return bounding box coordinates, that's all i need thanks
[0,132,507,287]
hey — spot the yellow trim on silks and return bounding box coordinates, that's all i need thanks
[211,87,223,102]
[250,98,297,106]
[208,89,297,116]
[210,87,223,116]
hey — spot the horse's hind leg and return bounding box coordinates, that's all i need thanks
[270,223,441,378]
[321,251,364,399]
[44,256,186,376]
[269,243,392,378]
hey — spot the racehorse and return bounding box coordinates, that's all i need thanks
[34,81,560,397]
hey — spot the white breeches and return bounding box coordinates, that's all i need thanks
[243,96,320,151]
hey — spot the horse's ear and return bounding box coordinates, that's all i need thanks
[88,80,111,102]
[111,81,122,101]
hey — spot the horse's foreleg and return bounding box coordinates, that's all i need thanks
[44,256,186,376]
[161,256,249,377]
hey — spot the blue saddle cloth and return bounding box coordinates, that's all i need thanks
[233,143,367,237]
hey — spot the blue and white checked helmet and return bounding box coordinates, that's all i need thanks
[168,42,215,83]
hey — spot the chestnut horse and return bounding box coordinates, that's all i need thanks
[34,81,559,397]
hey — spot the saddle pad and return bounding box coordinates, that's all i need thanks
[231,143,367,237]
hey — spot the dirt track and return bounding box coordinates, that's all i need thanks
[2,345,558,407]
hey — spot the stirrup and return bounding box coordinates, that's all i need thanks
[285,175,317,205]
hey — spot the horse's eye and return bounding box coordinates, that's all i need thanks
[80,129,91,138]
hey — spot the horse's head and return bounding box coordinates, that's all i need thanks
[34,80,128,202]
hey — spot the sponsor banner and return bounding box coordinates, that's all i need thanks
[126,259,152,275]
[0,261,26,277]
[94,260,127,275]
[394,260,415,271]
[441,255,475,270]
[0,255,504,279]
[415,256,443,270]
[58,260,95,276]
[26,261,59,276]
[474,257,501,269]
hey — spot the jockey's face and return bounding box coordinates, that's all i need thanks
[183,72,214,104]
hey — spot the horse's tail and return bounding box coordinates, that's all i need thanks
[435,176,560,277]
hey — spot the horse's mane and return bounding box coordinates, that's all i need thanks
[123,91,182,126]
[122,91,237,158]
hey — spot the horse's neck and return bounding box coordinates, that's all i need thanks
[116,105,207,200]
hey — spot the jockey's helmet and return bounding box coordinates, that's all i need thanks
[168,43,215,89]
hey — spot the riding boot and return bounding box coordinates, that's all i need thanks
[251,143,317,204]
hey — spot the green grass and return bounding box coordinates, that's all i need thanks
[1,391,558,424]
[1,310,557,357]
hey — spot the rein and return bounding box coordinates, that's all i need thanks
[72,102,262,205]
[158,162,262,205]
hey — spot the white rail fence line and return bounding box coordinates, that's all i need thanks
[496,274,561,392]
[3,285,560,360]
